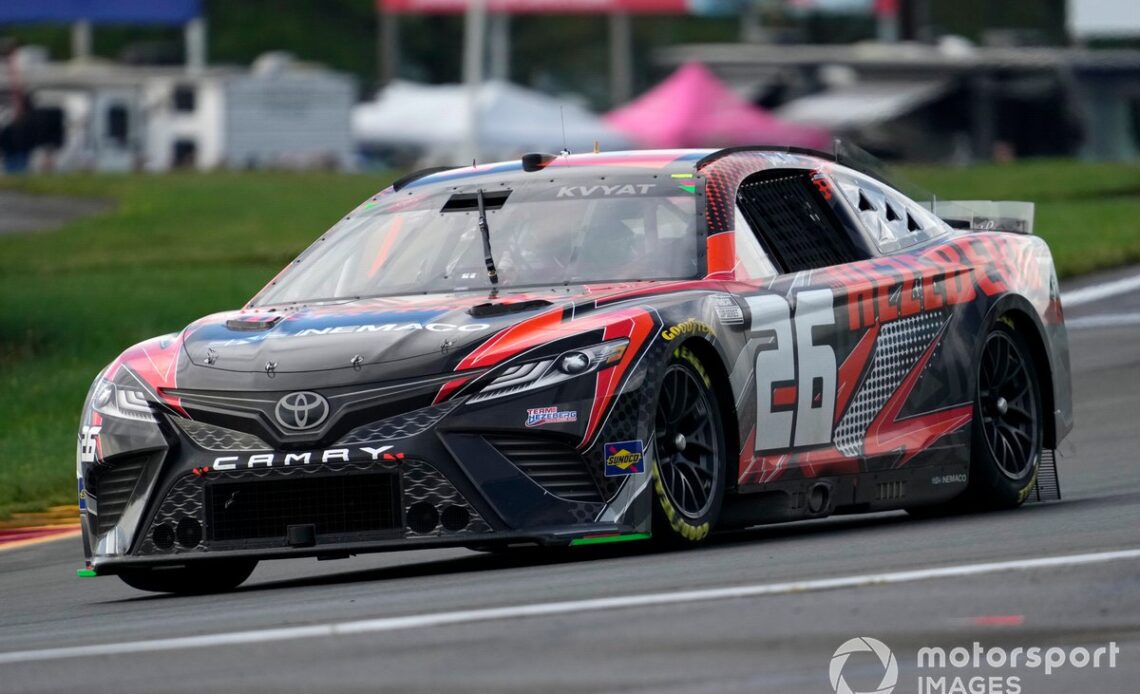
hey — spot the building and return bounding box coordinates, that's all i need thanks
[657,42,1140,161]
[1,49,355,172]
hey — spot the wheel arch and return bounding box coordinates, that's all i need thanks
[980,295,1058,449]
[671,336,741,492]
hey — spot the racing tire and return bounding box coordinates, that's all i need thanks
[650,346,727,546]
[911,320,1042,517]
[117,560,258,595]
[964,321,1043,509]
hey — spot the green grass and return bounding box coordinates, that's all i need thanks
[0,160,1137,516]
[903,160,1140,276]
[0,172,395,517]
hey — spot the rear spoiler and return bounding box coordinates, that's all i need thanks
[924,200,1035,235]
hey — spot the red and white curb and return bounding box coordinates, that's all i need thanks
[0,525,81,552]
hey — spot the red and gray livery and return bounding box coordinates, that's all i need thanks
[75,147,1072,593]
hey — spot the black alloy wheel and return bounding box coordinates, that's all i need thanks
[655,363,721,519]
[650,347,727,544]
[977,329,1041,479]
[966,321,1043,509]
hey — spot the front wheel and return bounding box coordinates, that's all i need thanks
[651,347,727,545]
[118,559,257,595]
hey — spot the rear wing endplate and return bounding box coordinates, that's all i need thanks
[924,200,1035,235]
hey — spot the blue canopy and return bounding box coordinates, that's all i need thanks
[0,0,200,25]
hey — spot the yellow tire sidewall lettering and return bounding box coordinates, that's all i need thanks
[652,450,711,542]
[673,346,712,388]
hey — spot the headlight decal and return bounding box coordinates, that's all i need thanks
[580,310,657,448]
[100,330,189,416]
[468,341,626,404]
[91,380,158,423]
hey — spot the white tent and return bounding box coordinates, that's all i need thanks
[352,80,632,165]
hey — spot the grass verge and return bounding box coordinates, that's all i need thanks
[0,172,394,517]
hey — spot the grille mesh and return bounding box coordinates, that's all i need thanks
[1033,449,1061,502]
[737,171,860,272]
[174,418,271,452]
[91,457,149,535]
[336,401,461,445]
[206,473,400,542]
[488,435,602,503]
[834,312,947,457]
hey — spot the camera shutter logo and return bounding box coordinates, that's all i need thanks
[275,391,330,431]
[829,637,898,694]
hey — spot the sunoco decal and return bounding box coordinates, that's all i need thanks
[604,440,645,477]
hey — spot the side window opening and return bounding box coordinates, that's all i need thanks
[832,169,948,254]
[736,169,865,273]
[733,206,778,279]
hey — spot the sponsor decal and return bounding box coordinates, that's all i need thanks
[556,184,656,198]
[274,391,330,431]
[212,445,401,471]
[79,425,101,464]
[292,323,489,337]
[816,235,1039,332]
[711,294,745,325]
[210,321,491,347]
[660,318,714,342]
[931,473,968,485]
[604,440,645,477]
[525,406,578,427]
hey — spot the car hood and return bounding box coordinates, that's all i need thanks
[179,283,676,375]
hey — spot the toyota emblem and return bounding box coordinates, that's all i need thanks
[274,391,330,431]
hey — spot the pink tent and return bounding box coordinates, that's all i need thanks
[605,62,831,150]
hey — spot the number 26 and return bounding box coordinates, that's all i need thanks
[745,289,837,452]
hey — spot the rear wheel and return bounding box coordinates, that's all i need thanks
[967,322,1042,508]
[118,560,257,595]
[651,347,727,545]
[910,321,1042,517]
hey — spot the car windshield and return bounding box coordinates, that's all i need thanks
[252,175,699,306]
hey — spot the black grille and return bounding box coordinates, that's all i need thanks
[488,435,602,503]
[1033,449,1061,502]
[174,418,270,452]
[91,457,149,535]
[737,170,861,272]
[206,473,400,542]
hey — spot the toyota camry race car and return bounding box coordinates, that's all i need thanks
[77,147,1072,593]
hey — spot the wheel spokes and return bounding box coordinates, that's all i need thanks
[655,365,719,519]
[978,331,1040,478]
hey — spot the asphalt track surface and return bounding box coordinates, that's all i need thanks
[3,268,1140,693]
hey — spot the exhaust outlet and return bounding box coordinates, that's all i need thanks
[807,483,830,514]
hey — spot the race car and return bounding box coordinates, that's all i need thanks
[76,147,1073,593]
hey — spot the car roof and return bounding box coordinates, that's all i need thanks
[388,147,845,195]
